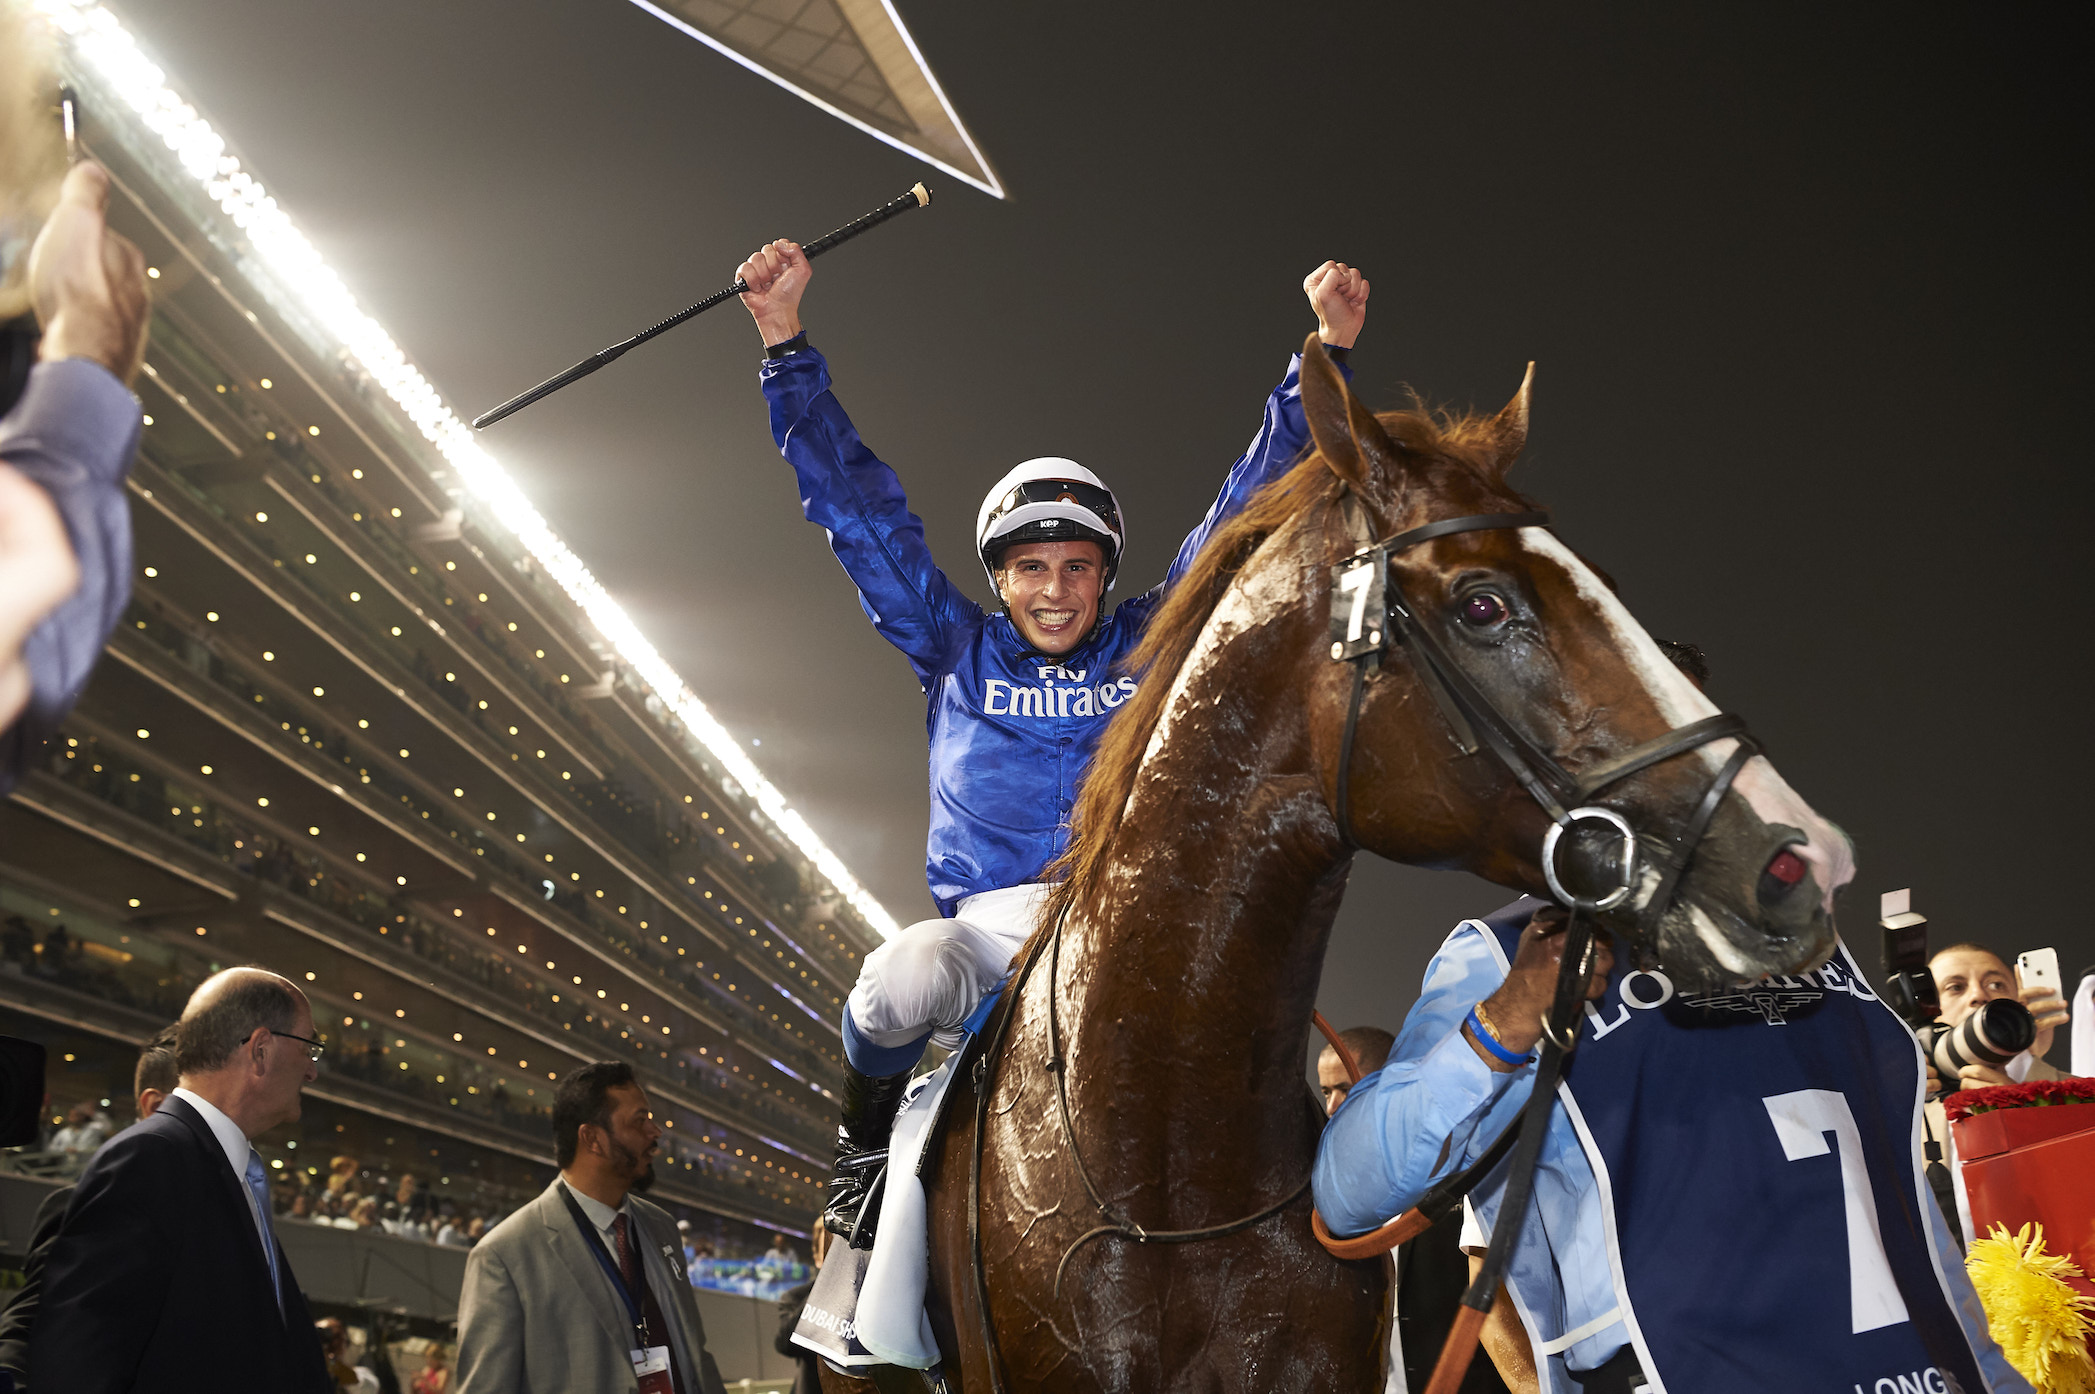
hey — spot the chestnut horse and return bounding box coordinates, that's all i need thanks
[830,336,1854,1392]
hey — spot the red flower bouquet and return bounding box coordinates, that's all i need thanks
[1944,1077,2095,1124]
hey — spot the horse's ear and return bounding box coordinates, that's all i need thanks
[1485,362,1535,475]
[1300,332,1402,509]
[1300,332,1364,488]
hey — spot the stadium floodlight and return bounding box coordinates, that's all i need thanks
[39,0,901,939]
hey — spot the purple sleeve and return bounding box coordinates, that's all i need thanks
[0,358,142,792]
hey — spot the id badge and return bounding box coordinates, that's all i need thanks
[630,1345,672,1394]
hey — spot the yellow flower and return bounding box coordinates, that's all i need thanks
[1966,1222,2095,1394]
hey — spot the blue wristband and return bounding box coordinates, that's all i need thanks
[1465,1006,1530,1067]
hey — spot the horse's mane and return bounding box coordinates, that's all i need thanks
[1041,402,1519,932]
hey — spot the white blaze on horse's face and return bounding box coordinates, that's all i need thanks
[1518,527,1856,966]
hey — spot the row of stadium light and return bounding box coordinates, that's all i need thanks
[38,0,900,938]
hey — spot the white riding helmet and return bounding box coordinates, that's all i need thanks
[975,457,1127,593]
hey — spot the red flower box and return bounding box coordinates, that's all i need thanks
[1949,1087,2095,1282]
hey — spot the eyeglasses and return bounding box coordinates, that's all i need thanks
[271,1030,327,1062]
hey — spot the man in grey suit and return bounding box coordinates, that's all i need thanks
[455,1061,728,1394]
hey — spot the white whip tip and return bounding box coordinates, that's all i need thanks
[911,181,932,207]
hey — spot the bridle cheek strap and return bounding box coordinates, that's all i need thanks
[1324,500,1759,926]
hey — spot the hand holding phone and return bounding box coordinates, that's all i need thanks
[2016,948,2069,1058]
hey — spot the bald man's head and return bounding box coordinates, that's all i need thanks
[176,967,308,1078]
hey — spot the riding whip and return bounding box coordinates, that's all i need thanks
[471,181,932,429]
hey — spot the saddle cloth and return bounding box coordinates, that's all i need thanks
[792,1051,963,1370]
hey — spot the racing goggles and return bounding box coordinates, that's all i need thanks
[980,478,1123,542]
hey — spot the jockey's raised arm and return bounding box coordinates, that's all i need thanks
[741,247,1369,1253]
[1158,261,1366,597]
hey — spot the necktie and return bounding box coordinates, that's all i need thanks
[243,1150,284,1315]
[611,1212,687,1394]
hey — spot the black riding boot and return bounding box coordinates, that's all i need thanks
[824,1065,910,1249]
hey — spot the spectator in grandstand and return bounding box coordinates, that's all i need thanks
[0,912,33,967]
[454,1061,727,1394]
[0,1023,177,1389]
[397,1172,434,1226]
[46,1099,110,1165]
[411,1343,453,1394]
[27,968,331,1390]
[761,1234,795,1269]
[351,1196,382,1231]
[326,1153,360,1197]
[0,133,151,790]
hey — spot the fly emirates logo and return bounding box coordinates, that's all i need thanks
[982,664,1138,720]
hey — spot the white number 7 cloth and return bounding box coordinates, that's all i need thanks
[1762,1088,1911,1334]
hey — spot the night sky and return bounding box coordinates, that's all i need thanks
[118,2,2091,1062]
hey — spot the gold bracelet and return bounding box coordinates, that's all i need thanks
[1473,1000,1508,1045]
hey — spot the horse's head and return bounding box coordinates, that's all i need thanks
[1297,336,1851,988]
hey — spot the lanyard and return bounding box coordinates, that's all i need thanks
[558,1184,651,1344]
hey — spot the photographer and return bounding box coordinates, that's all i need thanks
[1926,943,2071,1093]
[1917,943,2071,1251]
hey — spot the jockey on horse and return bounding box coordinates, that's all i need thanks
[736,238,1369,1247]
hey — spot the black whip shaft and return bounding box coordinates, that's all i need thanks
[471,181,932,429]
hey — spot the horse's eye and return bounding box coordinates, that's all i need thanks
[1460,593,1508,626]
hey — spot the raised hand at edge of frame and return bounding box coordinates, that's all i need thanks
[0,463,82,730]
[29,161,150,383]
[738,240,810,349]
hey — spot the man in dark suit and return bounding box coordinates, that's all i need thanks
[0,1023,178,1388]
[26,966,332,1393]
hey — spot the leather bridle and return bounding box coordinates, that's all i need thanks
[1327,497,1760,918]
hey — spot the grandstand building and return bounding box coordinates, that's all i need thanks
[2,4,887,1263]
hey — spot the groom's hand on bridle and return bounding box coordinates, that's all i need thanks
[1468,908,1615,1071]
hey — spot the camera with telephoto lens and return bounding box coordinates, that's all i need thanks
[1878,888,2037,1081]
[1922,998,2036,1078]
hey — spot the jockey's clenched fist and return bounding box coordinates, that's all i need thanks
[739,239,810,346]
[1305,260,1369,350]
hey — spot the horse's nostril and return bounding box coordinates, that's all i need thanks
[1765,849,1807,889]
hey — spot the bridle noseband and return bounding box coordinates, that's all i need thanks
[1327,499,1761,919]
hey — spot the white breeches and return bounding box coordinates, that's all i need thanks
[847,883,1050,1052]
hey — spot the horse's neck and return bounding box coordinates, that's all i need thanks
[1065,518,1342,1147]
